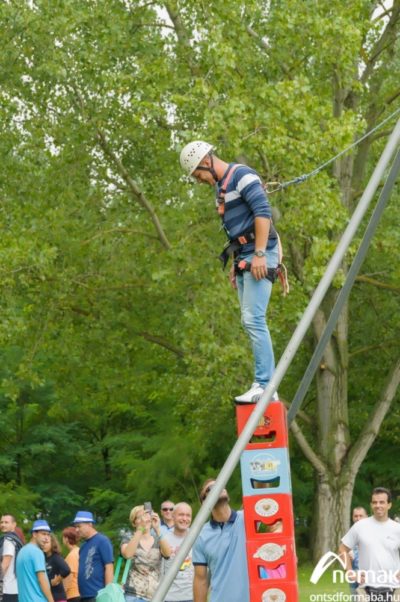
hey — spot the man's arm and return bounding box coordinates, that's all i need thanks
[104,562,113,585]
[1,555,12,575]
[37,571,54,602]
[251,216,271,281]
[338,543,356,580]
[193,564,208,602]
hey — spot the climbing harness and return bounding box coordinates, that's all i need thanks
[216,163,289,294]
[234,256,290,296]
[218,229,256,268]
[216,163,244,216]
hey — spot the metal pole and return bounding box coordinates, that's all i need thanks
[151,118,400,602]
[288,146,400,425]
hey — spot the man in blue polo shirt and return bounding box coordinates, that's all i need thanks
[16,520,54,602]
[180,141,280,404]
[73,511,114,602]
[193,479,249,602]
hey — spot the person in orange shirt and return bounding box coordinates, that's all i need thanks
[62,528,80,602]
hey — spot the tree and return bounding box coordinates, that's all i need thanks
[0,0,399,555]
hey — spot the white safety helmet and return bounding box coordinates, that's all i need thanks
[180,141,214,175]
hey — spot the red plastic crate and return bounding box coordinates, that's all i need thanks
[236,401,288,449]
[246,537,298,585]
[250,580,299,602]
[243,493,295,539]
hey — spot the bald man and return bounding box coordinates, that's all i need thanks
[162,503,194,602]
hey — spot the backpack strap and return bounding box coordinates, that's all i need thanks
[121,558,132,585]
[113,556,123,582]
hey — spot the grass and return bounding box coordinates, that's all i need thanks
[298,563,350,602]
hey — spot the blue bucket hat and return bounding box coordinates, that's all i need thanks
[31,519,51,533]
[73,510,95,524]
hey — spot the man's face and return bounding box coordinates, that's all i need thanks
[0,515,16,533]
[201,481,229,505]
[352,508,367,523]
[160,502,175,523]
[173,504,192,532]
[33,530,51,550]
[75,522,94,540]
[371,493,391,520]
[192,157,215,186]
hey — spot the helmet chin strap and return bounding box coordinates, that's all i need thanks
[196,154,218,182]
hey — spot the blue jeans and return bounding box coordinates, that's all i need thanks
[125,595,148,602]
[236,244,279,387]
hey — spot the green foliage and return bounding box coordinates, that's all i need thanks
[0,0,398,554]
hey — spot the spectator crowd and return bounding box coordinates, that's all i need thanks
[2,484,400,602]
[0,477,239,602]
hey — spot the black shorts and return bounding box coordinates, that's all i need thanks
[365,587,394,602]
[3,594,19,602]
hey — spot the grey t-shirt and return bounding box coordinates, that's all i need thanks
[162,531,193,601]
[342,516,400,587]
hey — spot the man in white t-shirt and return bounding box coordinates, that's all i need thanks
[340,487,400,602]
[1,514,23,602]
[162,502,194,602]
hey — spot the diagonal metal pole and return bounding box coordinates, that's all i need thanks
[151,118,400,602]
[288,146,400,425]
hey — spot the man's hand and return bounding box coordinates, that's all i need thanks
[251,254,267,281]
[229,264,237,290]
[346,570,358,583]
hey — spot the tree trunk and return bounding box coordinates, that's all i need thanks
[312,476,355,561]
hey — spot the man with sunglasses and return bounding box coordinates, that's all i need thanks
[180,141,280,404]
[160,501,175,536]
[192,479,249,602]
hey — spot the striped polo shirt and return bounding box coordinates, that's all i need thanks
[217,163,277,254]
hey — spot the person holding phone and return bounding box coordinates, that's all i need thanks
[121,504,171,602]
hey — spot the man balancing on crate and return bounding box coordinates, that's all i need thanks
[180,141,288,404]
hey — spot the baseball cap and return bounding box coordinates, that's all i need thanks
[73,510,95,524]
[31,519,51,533]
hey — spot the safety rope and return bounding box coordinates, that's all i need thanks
[265,105,400,194]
